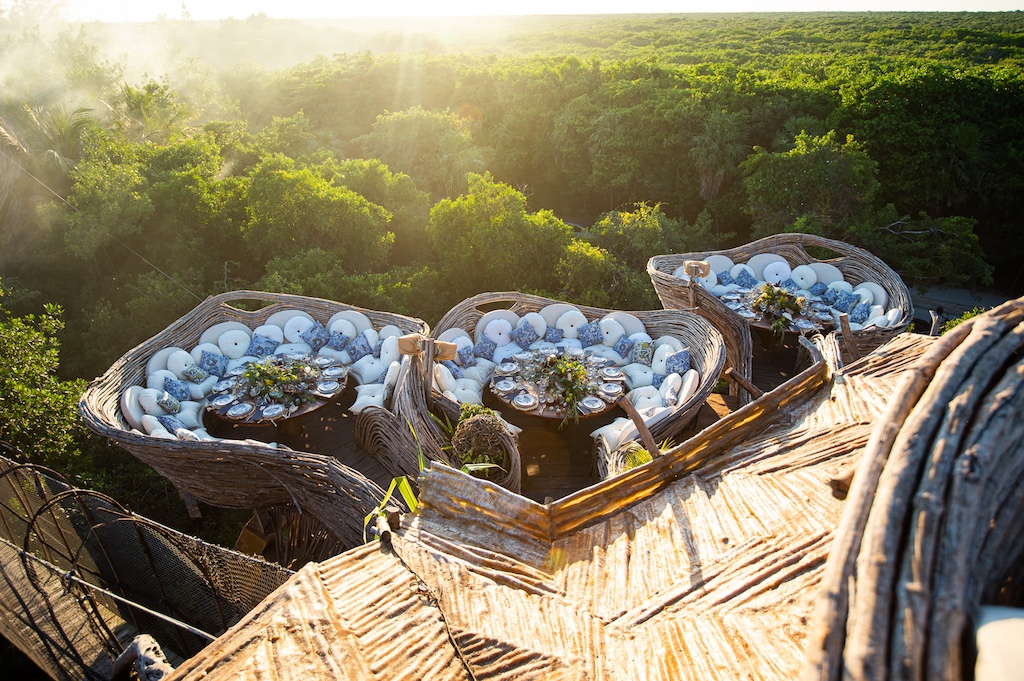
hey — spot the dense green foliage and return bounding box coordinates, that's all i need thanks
[0,6,1021,543]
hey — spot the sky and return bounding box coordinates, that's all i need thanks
[62,0,1024,23]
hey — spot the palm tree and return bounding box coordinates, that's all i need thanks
[691,110,747,203]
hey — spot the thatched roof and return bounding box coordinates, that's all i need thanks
[169,332,935,681]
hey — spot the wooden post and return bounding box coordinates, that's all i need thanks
[724,367,764,399]
[616,395,662,458]
[838,313,863,361]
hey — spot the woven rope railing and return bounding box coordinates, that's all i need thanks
[802,296,1024,681]
[648,233,914,404]
[0,446,292,680]
[432,292,726,485]
[79,290,428,547]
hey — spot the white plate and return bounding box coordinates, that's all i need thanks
[497,362,519,374]
[493,379,517,393]
[738,310,758,320]
[322,366,347,378]
[581,396,605,411]
[600,382,623,397]
[227,402,254,418]
[211,394,236,407]
[316,381,341,394]
[313,355,334,366]
[512,393,538,410]
[261,404,286,419]
[213,379,236,392]
[228,366,247,377]
[599,367,623,380]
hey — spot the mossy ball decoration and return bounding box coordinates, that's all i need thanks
[451,414,507,466]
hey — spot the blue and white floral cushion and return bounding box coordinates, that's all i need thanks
[300,321,331,352]
[809,282,829,296]
[179,364,210,383]
[544,327,563,344]
[578,321,603,348]
[245,333,281,358]
[735,268,758,288]
[850,302,871,324]
[833,290,860,314]
[372,338,386,358]
[716,269,734,286]
[780,278,799,293]
[509,323,539,348]
[822,288,839,306]
[630,340,654,366]
[156,391,181,414]
[457,346,477,368]
[199,350,229,377]
[157,414,187,433]
[326,332,351,352]
[163,377,191,402]
[651,373,669,389]
[665,348,691,376]
[473,337,497,361]
[614,335,635,359]
[441,360,464,379]
[347,333,375,363]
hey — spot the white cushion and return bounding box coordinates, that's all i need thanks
[351,356,385,385]
[198,321,251,346]
[437,328,472,344]
[651,344,674,375]
[762,260,792,285]
[827,280,854,294]
[790,265,817,289]
[218,329,251,359]
[654,335,684,354]
[599,318,626,347]
[192,428,215,441]
[138,388,164,415]
[710,284,729,297]
[140,414,164,435]
[274,342,313,356]
[529,341,557,352]
[591,418,632,452]
[484,318,513,346]
[975,606,1024,681]
[462,359,496,385]
[146,370,177,391]
[148,429,176,440]
[264,309,314,332]
[659,372,683,406]
[119,386,146,430]
[520,312,547,338]
[808,262,845,286]
[166,350,196,379]
[475,310,520,343]
[492,342,523,365]
[433,362,457,394]
[628,385,661,406]
[886,308,903,326]
[588,345,627,366]
[869,304,885,319]
[555,310,588,339]
[852,286,875,306]
[538,304,579,329]
[622,363,655,389]
[318,347,352,364]
[283,316,315,344]
[146,347,184,376]
[326,310,371,336]
[329,318,358,339]
[729,263,756,283]
[252,324,284,344]
[383,361,401,391]
[629,331,653,344]
[452,385,484,405]
[177,402,202,430]
[188,375,218,400]
[350,384,386,414]
[746,253,788,281]
[679,369,700,404]
[379,335,400,366]
[705,254,734,275]
[378,324,402,340]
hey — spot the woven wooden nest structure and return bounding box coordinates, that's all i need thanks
[432,292,726,484]
[79,290,428,548]
[648,233,914,404]
[804,296,1024,681]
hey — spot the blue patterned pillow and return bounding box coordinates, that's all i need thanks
[578,321,603,348]
[245,333,281,358]
[378,367,390,384]
[372,338,385,358]
[850,302,871,324]
[651,372,668,389]
[809,282,828,296]
[822,288,838,306]
[509,324,539,348]
[441,360,463,379]
[457,346,477,368]
[544,327,563,344]
[180,364,209,383]
[157,414,186,433]
[716,269,734,286]
[163,377,191,402]
[780,278,799,293]
[630,340,654,366]
[326,331,351,352]
[199,350,228,377]
[156,391,180,414]
[613,335,634,359]
[347,332,374,363]
[473,337,497,361]
[833,290,860,314]
[735,268,757,288]
[300,321,331,352]
[665,348,691,376]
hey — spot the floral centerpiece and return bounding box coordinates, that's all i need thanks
[237,355,324,408]
[751,283,806,337]
[517,350,600,425]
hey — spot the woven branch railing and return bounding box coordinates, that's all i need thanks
[433,292,726,485]
[802,296,1024,681]
[355,335,523,494]
[648,233,914,403]
[79,290,428,547]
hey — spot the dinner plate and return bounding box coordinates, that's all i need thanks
[286,351,309,361]
[496,361,519,375]
[322,366,347,379]
[493,378,517,393]
[227,402,254,418]
[725,301,743,311]
[581,396,605,411]
[814,312,834,322]
[512,393,538,411]
[211,394,236,407]
[512,352,533,363]
[261,404,286,419]
[600,382,624,397]
[599,367,623,380]
[738,309,758,320]
[313,355,335,367]
[793,318,817,331]
[228,366,247,377]
[316,380,341,394]
[213,379,236,392]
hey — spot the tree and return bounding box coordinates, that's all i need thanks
[691,109,748,203]
[741,131,879,240]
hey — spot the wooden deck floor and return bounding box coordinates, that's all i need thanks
[207,342,800,505]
